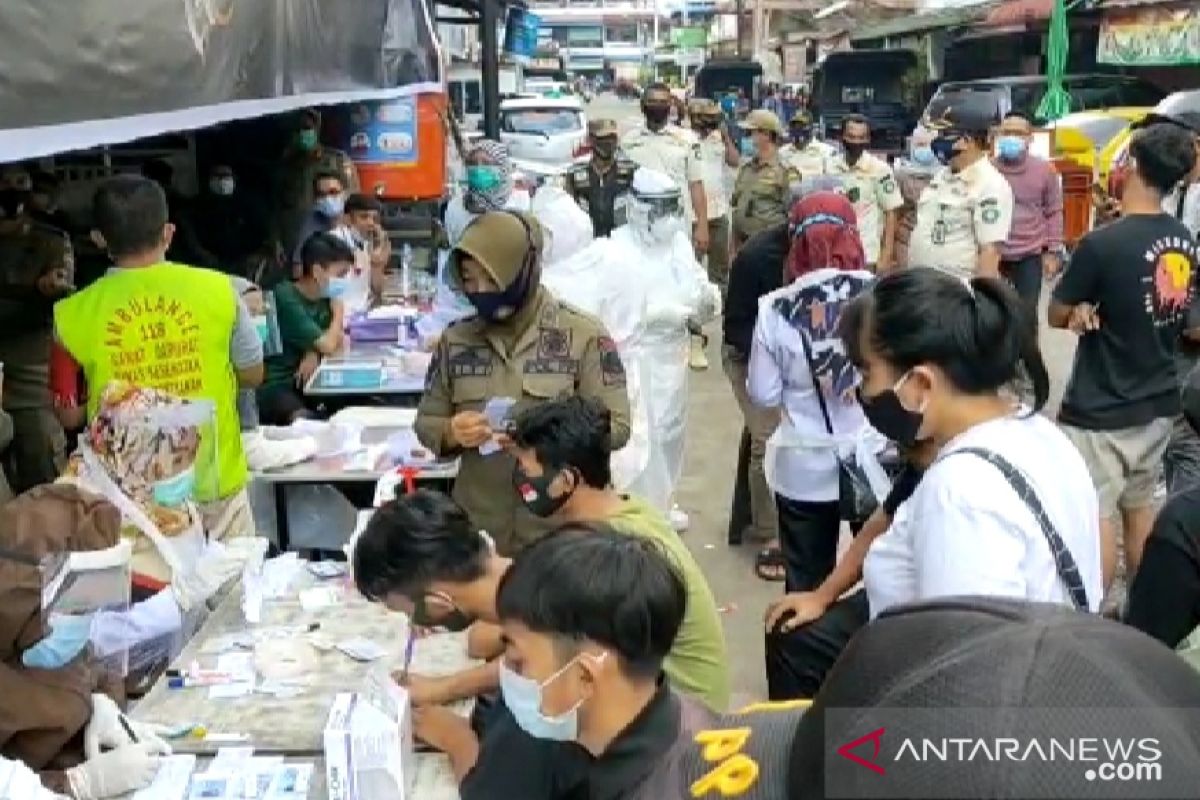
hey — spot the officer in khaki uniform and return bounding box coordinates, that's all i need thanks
[689,99,740,298]
[276,108,361,256]
[779,110,836,180]
[564,119,637,238]
[732,110,800,247]
[909,105,1014,282]
[826,115,904,270]
[415,211,632,554]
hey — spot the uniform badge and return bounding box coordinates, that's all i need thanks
[881,175,897,195]
[538,327,573,360]
[846,186,861,204]
[980,198,1001,225]
[598,336,626,387]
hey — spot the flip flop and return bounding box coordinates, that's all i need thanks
[755,546,786,583]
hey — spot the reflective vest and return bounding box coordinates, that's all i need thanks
[54,263,247,500]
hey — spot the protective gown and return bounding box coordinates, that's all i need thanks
[536,181,720,512]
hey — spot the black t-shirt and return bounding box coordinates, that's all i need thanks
[723,223,788,359]
[1054,213,1199,430]
[1125,486,1200,648]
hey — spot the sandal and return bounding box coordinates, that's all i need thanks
[754,546,787,582]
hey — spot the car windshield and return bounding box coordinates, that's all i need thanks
[926,86,1006,122]
[1055,115,1132,151]
[501,108,583,135]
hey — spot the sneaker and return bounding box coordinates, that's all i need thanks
[670,505,690,532]
[688,333,709,371]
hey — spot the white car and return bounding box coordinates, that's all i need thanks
[499,97,590,170]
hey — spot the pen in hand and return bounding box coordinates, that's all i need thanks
[400,627,417,684]
[119,714,139,744]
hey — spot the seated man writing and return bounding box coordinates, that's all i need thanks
[256,232,352,425]
[415,526,803,797]
[352,396,729,714]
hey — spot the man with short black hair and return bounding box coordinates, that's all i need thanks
[1050,122,1200,582]
[290,170,346,268]
[332,192,391,312]
[53,174,263,541]
[993,111,1064,318]
[257,231,353,424]
[826,114,903,270]
[509,396,730,711]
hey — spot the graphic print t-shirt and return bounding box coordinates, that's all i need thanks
[1055,213,1199,430]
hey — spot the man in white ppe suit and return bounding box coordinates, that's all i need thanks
[539,169,720,526]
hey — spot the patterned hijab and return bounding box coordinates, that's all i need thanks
[785,191,865,281]
[465,139,515,213]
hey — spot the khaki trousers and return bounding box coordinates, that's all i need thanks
[723,348,779,541]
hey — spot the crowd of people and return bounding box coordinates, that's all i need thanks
[3,86,1200,799]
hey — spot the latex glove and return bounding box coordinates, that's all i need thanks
[83,694,172,760]
[67,742,169,799]
[171,538,265,612]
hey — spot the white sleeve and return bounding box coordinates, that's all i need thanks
[0,755,68,799]
[89,588,184,659]
[910,466,1028,601]
[747,306,783,408]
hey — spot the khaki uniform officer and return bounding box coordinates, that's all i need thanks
[909,105,1014,281]
[826,115,904,269]
[779,110,836,179]
[732,110,799,246]
[415,211,632,554]
[564,119,637,238]
[689,99,740,296]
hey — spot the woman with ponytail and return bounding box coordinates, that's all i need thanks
[764,267,1103,700]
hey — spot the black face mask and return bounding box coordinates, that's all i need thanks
[513,464,575,518]
[857,383,925,448]
[930,135,961,166]
[791,128,812,146]
[643,105,670,127]
[593,140,617,160]
[413,595,474,632]
[842,141,867,163]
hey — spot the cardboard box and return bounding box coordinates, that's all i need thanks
[324,676,414,800]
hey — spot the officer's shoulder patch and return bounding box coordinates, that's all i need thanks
[981,204,1002,224]
[597,334,626,387]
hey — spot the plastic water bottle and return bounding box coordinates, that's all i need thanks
[401,243,413,301]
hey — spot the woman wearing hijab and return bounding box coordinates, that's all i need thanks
[746,192,877,591]
[414,210,631,554]
[0,484,170,799]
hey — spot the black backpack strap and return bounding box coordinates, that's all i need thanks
[943,447,1090,612]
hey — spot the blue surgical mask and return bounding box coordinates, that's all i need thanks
[499,655,604,742]
[316,195,345,218]
[740,137,757,159]
[997,135,1027,162]
[910,145,937,167]
[323,276,350,299]
[22,613,93,670]
[152,465,195,507]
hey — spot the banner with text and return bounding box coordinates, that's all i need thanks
[1098,7,1200,66]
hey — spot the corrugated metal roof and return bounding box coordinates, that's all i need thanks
[984,0,1053,25]
[850,5,989,41]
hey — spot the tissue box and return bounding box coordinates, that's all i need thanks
[324,682,414,800]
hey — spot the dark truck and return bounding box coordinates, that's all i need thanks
[811,49,922,158]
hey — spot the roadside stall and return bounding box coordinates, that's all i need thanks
[0,3,475,797]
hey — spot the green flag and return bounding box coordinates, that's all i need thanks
[1036,0,1072,122]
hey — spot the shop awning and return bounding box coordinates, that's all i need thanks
[0,0,442,162]
[850,6,987,42]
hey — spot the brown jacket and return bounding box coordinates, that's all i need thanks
[0,483,124,771]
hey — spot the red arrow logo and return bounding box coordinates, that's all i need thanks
[837,727,886,775]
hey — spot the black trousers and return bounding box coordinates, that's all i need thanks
[765,590,870,700]
[776,496,842,593]
[1000,254,1042,323]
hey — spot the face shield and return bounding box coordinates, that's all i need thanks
[628,190,683,246]
[19,540,132,680]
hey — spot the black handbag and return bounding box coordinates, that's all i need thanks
[798,329,879,527]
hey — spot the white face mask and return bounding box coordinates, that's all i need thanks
[210,177,235,196]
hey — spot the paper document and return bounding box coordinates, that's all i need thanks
[478,397,516,456]
[132,754,196,800]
